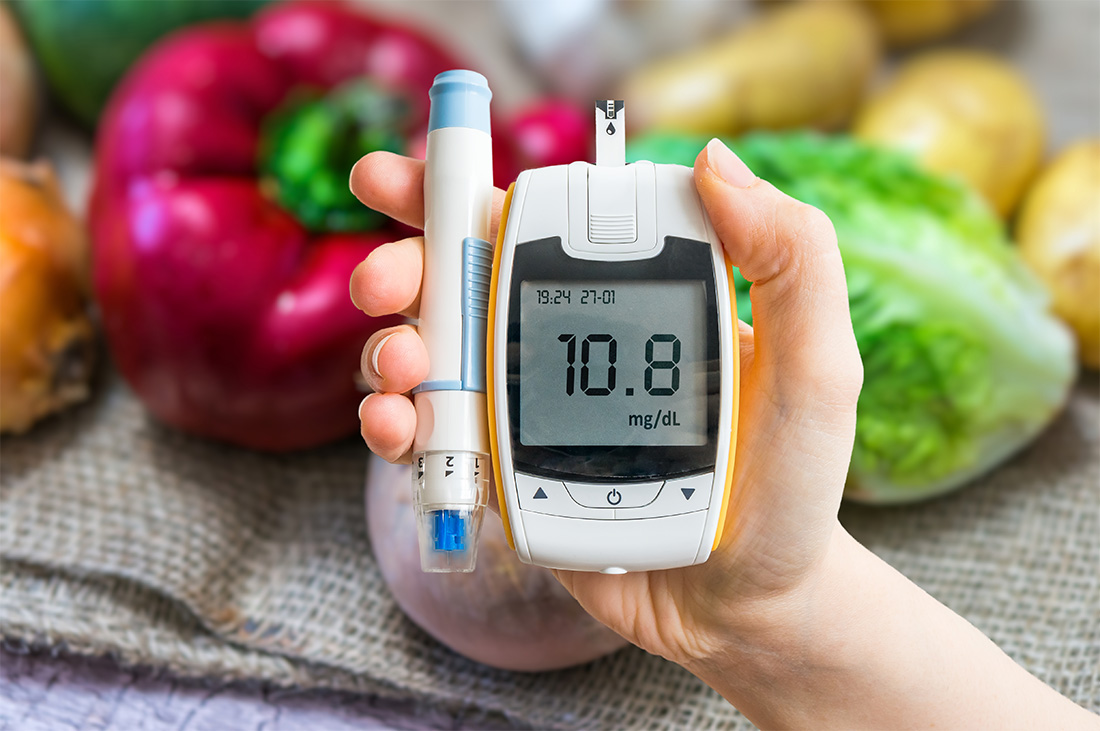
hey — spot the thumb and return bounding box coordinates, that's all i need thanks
[694,138,862,408]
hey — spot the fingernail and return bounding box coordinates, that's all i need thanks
[705,138,755,188]
[359,395,371,415]
[370,333,397,378]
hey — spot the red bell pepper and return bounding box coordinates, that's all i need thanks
[508,99,593,168]
[90,1,496,451]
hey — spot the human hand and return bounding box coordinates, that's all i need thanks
[350,141,1098,731]
[349,136,861,661]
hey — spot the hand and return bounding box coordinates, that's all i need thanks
[351,141,1098,730]
[350,137,860,661]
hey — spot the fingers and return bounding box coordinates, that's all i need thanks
[736,320,755,378]
[360,393,416,463]
[695,139,862,406]
[487,188,508,244]
[350,151,426,229]
[360,324,429,394]
[357,323,427,463]
[350,151,509,241]
[351,237,424,318]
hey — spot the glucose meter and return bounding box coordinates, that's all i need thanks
[488,100,739,573]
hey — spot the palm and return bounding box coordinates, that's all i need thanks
[555,320,857,663]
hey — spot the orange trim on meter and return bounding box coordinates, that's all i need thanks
[712,256,740,551]
[488,183,516,550]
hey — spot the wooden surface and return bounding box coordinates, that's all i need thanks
[3,1,1098,729]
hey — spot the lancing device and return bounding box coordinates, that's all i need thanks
[411,70,494,573]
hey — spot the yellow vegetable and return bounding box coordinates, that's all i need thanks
[621,1,880,136]
[1016,141,1100,370]
[864,0,998,48]
[854,50,1044,218]
[0,159,95,434]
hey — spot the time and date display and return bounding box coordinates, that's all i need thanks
[533,287,617,306]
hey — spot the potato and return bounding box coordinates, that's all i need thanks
[1016,141,1100,370]
[622,1,880,136]
[0,160,95,434]
[864,0,998,48]
[854,51,1044,218]
[365,457,628,671]
[0,5,36,157]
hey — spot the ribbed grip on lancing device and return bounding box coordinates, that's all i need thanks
[461,237,493,392]
[411,70,494,573]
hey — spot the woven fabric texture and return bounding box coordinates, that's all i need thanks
[2,370,1097,728]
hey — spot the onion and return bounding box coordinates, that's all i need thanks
[365,456,628,670]
[0,160,94,434]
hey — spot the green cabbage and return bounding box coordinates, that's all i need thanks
[628,132,1076,503]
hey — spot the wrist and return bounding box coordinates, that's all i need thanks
[682,523,870,723]
[682,524,1093,729]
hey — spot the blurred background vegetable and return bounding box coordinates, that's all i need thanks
[508,99,594,168]
[863,0,999,48]
[0,159,94,434]
[13,0,270,127]
[498,0,736,99]
[622,1,879,136]
[366,457,628,671]
[629,132,1076,503]
[89,1,461,451]
[854,51,1045,218]
[1016,140,1100,370]
[0,3,36,156]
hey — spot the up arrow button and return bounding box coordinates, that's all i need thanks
[681,488,695,500]
[516,474,611,519]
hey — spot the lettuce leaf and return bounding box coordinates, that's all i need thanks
[628,132,1076,502]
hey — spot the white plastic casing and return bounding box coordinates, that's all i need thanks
[493,161,736,573]
[414,123,493,572]
[419,125,493,421]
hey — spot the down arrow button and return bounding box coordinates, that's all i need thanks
[681,487,695,500]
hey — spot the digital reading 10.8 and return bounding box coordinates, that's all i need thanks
[519,280,708,447]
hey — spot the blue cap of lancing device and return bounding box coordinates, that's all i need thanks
[428,69,492,134]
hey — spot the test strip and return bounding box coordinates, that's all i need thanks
[595,100,626,167]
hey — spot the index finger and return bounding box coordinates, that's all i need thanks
[693,139,861,404]
[350,151,509,240]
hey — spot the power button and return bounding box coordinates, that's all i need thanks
[564,480,663,509]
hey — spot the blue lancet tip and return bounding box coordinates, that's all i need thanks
[432,510,467,552]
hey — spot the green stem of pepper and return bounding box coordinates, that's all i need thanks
[259,80,411,233]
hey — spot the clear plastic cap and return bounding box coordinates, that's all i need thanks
[414,505,486,573]
[413,450,490,573]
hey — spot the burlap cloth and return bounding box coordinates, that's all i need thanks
[1,366,1097,728]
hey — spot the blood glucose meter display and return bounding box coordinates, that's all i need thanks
[519,280,708,447]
